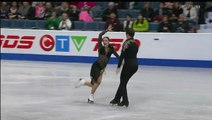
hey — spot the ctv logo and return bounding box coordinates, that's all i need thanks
[40,34,87,52]
[91,38,141,51]
[0,35,35,49]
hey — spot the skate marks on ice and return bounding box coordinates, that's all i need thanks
[72,100,138,120]
[1,60,212,120]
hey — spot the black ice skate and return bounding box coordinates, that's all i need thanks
[110,99,120,105]
[118,101,129,107]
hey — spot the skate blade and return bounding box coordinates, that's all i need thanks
[88,99,94,104]
[110,103,118,106]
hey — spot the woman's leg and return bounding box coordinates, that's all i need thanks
[75,78,92,88]
[88,73,103,103]
[83,69,103,91]
[81,74,102,89]
[82,62,101,88]
[91,73,103,94]
[84,81,93,87]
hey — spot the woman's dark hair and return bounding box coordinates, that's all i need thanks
[126,28,135,38]
[103,36,110,41]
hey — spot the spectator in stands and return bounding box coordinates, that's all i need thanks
[77,2,96,9]
[123,14,133,31]
[69,5,79,21]
[114,2,127,9]
[17,2,30,19]
[44,2,54,19]
[140,2,154,22]
[175,14,190,33]
[182,2,197,23]
[127,2,143,10]
[58,12,72,30]
[53,2,61,10]
[69,2,78,7]
[79,5,94,22]
[56,2,70,17]
[17,2,22,9]
[7,2,18,19]
[27,4,35,20]
[197,2,206,24]
[205,2,212,12]
[154,2,165,22]
[34,2,46,20]
[102,2,118,21]
[127,2,135,9]
[172,2,183,18]
[162,2,174,18]
[169,2,183,23]
[132,14,149,32]
[77,2,95,17]
[105,13,121,31]
[158,15,175,32]
[46,11,60,30]
[1,2,10,19]
[31,2,38,7]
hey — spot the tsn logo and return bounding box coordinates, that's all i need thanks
[92,38,141,51]
[0,35,35,49]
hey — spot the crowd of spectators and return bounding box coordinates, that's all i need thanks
[1,1,212,32]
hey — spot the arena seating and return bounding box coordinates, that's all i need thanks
[0,2,200,32]
[1,19,160,31]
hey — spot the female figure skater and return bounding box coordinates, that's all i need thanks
[110,28,139,107]
[75,25,120,103]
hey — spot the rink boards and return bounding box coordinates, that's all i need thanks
[1,28,212,68]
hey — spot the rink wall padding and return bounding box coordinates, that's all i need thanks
[1,53,212,68]
[1,28,212,68]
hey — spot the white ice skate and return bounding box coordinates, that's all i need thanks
[75,78,85,88]
[88,94,94,103]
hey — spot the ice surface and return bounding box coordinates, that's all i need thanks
[1,60,212,120]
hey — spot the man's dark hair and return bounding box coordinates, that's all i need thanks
[126,28,135,38]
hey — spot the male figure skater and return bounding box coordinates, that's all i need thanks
[110,28,139,107]
[75,25,120,103]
